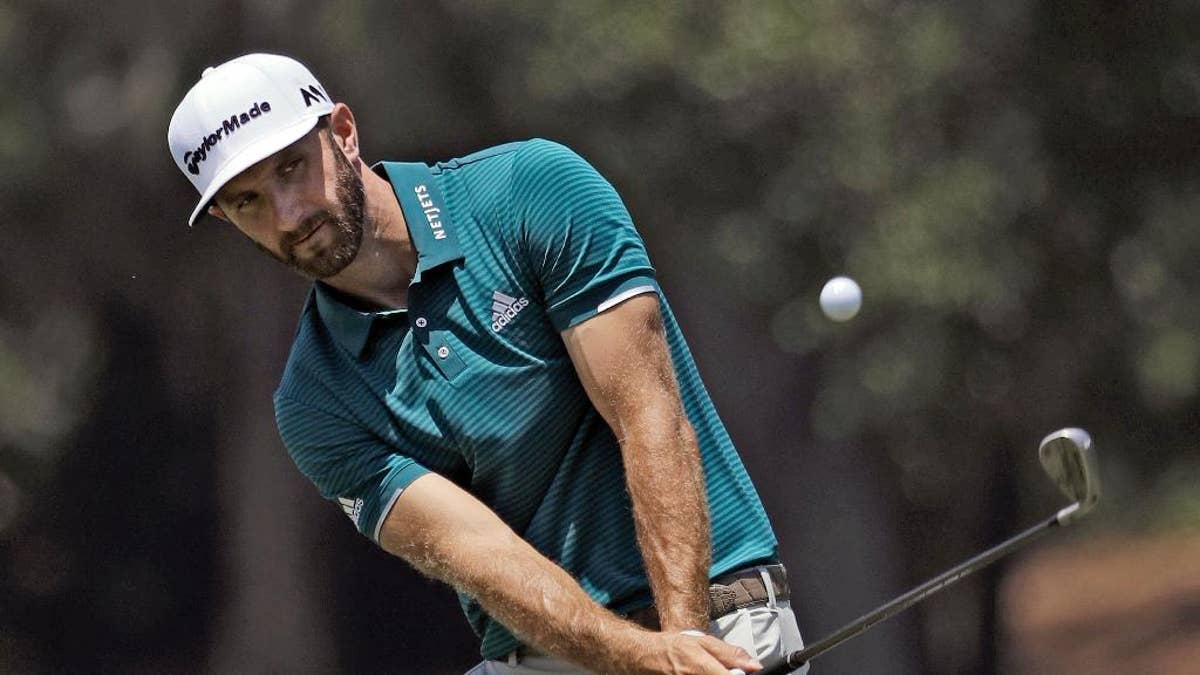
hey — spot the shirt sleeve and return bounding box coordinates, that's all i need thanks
[510,139,659,331]
[275,394,429,544]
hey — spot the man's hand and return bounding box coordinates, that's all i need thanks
[631,631,763,675]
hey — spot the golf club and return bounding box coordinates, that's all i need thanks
[755,427,1100,675]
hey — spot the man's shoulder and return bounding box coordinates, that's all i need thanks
[432,139,529,170]
[429,138,582,177]
[416,139,587,226]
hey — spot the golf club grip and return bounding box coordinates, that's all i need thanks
[758,513,1065,675]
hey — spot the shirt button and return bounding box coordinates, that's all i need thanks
[415,317,428,328]
[436,345,450,359]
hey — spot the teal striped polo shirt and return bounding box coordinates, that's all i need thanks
[274,139,778,659]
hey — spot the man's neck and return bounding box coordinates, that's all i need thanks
[322,164,416,310]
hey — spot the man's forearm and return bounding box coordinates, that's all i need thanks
[380,475,656,673]
[442,530,652,671]
[559,295,715,633]
[621,414,713,632]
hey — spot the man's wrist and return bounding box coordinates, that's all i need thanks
[659,615,710,633]
[656,598,711,633]
[599,624,658,674]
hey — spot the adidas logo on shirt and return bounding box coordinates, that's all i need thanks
[338,497,363,526]
[491,290,530,332]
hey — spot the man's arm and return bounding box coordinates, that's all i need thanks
[560,293,713,633]
[378,472,759,674]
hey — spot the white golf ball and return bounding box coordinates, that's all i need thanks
[819,276,862,322]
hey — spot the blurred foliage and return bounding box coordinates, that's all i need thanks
[1,1,1198,674]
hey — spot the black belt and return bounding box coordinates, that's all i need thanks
[624,563,790,630]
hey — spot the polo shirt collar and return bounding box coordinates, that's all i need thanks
[311,283,403,357]
[312,160,463,357]
[374,160,463,282]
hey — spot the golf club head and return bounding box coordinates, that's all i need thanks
[1038,428,1100,524]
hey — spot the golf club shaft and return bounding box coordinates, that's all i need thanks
[761,511,1067,675]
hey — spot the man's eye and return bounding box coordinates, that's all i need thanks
[237,194,256,210]
[282,158,302,175]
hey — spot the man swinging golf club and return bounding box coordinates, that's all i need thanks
[167,53,806,674]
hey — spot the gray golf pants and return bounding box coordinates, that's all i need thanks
[465,587,808,674]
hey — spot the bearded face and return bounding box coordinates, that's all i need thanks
[269,129,365,279]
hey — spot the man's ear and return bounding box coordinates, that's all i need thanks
[328,102,360,164]
[208,204,231,223]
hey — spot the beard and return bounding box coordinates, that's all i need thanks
[274,132,365,279]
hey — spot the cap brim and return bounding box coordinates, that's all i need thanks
[187,114,323,225]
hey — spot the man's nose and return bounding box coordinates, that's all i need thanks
[265,186,308,234]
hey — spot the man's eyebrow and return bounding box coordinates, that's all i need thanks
[213,174,260,205]
[274,146,303,165]
[216,144,306,204]
[224,188,256,205]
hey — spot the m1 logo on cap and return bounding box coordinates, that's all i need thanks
[182,100,272,175]
[300,83,327,108]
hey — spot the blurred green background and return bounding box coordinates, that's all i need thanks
[2,1,1198,673]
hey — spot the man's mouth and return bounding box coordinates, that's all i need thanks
[294,219,329,246]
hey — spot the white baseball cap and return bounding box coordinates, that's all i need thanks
[167,53,335,225]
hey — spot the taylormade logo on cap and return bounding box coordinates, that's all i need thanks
[183,100,272,175]
[167,53,335,225]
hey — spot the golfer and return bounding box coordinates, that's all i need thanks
[167,53,806,675]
